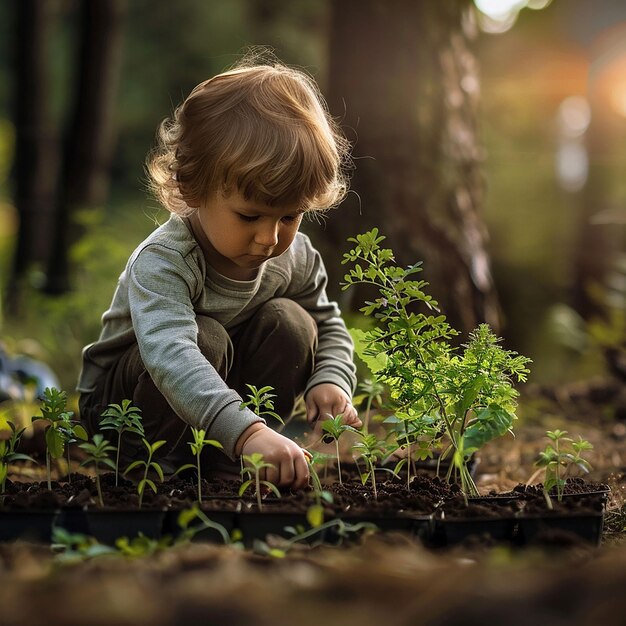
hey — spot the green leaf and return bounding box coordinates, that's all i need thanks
[306,504,325,528]
[46,427,65,459]
[177,507,199,529]
[124,460,144,475]
[239,479,254,496]
[462,405,515,456]
[73,424,89,441]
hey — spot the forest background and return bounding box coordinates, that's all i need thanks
[1,0,626,394]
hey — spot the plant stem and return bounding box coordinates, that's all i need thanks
[197,453,202,503]
[256,471,262,511]
[95,464,104,508]
[46,450,52,490]
[116,431,122,487]
[335,439,342,486]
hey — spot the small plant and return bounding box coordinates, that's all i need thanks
[351,431,388,501]
[79,434,117,507]
[123,439,166,508]
[0,421,35,494]
[240,384,284,425]
[239,452,281,511]
[100,400,144,486]
[177,427,223,503]
[176,505,232,545]
[58,411,89,483]
[342,230,531,498]
[534,429,594,508]
[305,450,334,527]
[32,387,83,489]
[353,377,385,434]
[320,414,356,486]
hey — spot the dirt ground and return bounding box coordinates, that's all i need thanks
[1,377,626,626]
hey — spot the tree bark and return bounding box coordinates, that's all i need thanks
[44,0,127,295]
[317,0,500,334]
[6,0,58,314]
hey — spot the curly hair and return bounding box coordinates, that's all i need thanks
[146,56,352,216]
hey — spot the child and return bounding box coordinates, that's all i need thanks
[77,56,360,490]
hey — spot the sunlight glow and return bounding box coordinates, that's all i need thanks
[473,0,553,34]
[557,96,591,138]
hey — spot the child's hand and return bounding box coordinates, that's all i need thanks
[305,383,362,429]
[235,423,310,490]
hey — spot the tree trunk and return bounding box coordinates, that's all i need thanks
[44,0,127,295]
[317,0,500,334]
[5,0,58,315]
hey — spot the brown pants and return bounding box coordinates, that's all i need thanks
[79,298,317,473]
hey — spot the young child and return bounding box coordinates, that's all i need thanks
[77,57,360,490]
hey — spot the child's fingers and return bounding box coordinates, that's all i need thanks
[292,450,310,490]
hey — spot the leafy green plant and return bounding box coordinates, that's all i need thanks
[240,384,284,425]
[352,377,385,434]
[32,387,85,489]
[58,411,89,483]
[320,414,356,486]
[0,421,35,494]
[305,450,334,527]
[123,439,166,508]
[239,452,281,511]
[534,429,593,508]
[351,431,388,501]
[176,505,233,545]
[51,527,117,564]
[79,434,117,507]
[342,229,531,498]
[177,427,223,503]
[100,400,144,486]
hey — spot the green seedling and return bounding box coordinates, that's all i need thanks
[342,230,531,498]
[32,387,85,489]
[533,429,593,508]
[320,414,356,486]
[305,450,334,527]
[100,400,144,486]
[176,505,232,545]
[79,434,117,507]
[123,439,166,508]
[58,411,89,483]
[0,421,35,494]
[239,452,281,511]
[240,384,284,425]
[351,431,388,501]
[51,527,117,564]
[353,377,385,433]
[177,427,223,503]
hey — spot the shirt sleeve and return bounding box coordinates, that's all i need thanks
[286,236,357,398]
[128,244,264,459]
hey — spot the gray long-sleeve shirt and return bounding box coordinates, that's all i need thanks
[77,214,356,459]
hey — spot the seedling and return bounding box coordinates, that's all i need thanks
[0,421,35,494]
[123,439,166,508]
[176,505,232,544]
[177,427,223,503]
[58,411,89,483]
[240,384,284,425]
[342,230,531,497]
[100,400,144,486]
[533,429,593,508]
[320,414,356,486]
[351,431,388,501]
[353,377,385,433]
[305,450,334,527]
[239,452,281,511]
[32,387,84,489]
[79,434,117,507]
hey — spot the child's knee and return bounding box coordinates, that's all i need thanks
[257,298,317,347]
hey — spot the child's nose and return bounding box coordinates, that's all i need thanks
[255,222,279,247]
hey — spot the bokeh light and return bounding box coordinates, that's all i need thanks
[474,0,553,34]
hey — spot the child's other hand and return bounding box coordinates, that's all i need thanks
[305,383,362,429]
[236,423,310,490]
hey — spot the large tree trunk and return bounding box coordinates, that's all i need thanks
[44,0,127,295]
[5,0,58,315]
[316,0,500,334]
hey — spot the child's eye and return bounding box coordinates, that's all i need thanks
[281,215,299,224]
[237,214,258,222]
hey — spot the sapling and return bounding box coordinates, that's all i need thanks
[239,452,281,511]
[533,429,593,509]
[32,387,80,489]
[58,411,89,483]
[123,439,166,508]
[0,421,35,494]
[341,230,531,498]
[240,384,284,425]
[320,414,356,486]
[100,400,144,486]
[351,431,388,501]
[79,434,117,507]
[176,427,223,503]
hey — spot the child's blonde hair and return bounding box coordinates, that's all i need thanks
[147,56,351,216]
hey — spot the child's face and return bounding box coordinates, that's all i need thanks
[196,189,303,280]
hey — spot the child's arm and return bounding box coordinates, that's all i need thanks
[304,383,361,428]
[235,422,310,489]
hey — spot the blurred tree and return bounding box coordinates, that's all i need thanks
[318,0,500,334]
[6,0,57,314]
[44,0,127,295]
